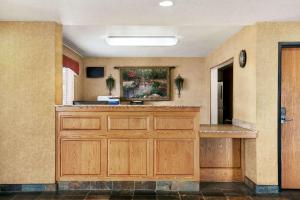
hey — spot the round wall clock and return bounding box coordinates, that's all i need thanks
[239,50,247,68]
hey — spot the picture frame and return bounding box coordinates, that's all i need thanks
[119,67,172,101]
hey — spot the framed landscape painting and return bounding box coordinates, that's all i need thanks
[120,67,171,101]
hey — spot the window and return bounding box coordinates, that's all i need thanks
[63,67,75,105]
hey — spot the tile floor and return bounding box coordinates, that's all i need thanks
[1,183,300,200]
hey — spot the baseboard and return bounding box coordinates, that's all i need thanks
[57,181,199,192]
[0,184,56,192]
[244,176,279,194]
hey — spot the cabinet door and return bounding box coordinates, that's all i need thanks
[108,139,148,176]
[154,139,195,176]
[60,139,104,179]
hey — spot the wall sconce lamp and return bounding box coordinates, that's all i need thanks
[106,74,115,95]
[175,74,184,98]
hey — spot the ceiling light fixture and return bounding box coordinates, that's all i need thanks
[159,0,174,7]
[105,36,178,47]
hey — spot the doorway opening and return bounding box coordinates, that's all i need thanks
[63,67,75,105]
[211,58,233,124]
[218,64,233,124]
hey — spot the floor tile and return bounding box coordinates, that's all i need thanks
[200,184,225,197]
[201,191,225,197]
[109,197,133,200]
[132,196,156,200]
[85,191,111,200]
[85,193,110,200]
[85,195,110,200]
[180,192,202,195]
[155,195,180,200]
[133,191,156,196]
[203,196,226,200]
[10,192,41,200]
[47,191,87,200]
[155,191,179,196]
[1,183,300,200]
[226,196,253,200]
[180,195,204,200]
[110,191,133,197]
[0,193,16,200]
[251,195,290,200]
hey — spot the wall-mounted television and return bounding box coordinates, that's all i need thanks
[86,67,104,78]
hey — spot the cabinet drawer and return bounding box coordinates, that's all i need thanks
[108,116,150,131]
[61,117,102,130]
[129,117,148,130]
[154,116,194,130]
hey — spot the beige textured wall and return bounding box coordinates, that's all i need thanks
[204,25,258,182]
[206,22,300,185]
[0,22,61,184]
[255,22,300,185]
[55,25,63,105]
[63,46,84,100]
[83,57,210,124]
[205,26,257,124]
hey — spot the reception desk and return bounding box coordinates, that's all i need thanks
[55,105,200,182]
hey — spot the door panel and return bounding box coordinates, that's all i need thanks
[129,140,148,175]
[107,139,148,176]
[61,139,102,176]
[200,138,241,168]
[281,47,300,189]
[107,140,130,175]
[154,139,194,176]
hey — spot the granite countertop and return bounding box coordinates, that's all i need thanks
[199,124,257,139]
[55,105,201,112]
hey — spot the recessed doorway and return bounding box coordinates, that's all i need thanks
[211,59,233,124]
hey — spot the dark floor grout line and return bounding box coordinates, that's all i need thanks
[200,191,206,200]
[83,190,90,200]
[177,191,182,200]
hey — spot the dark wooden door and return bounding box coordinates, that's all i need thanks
[281,47,300,189]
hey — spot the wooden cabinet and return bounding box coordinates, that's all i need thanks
[154,139,196,177]
[107,139,150,176]
[59,139,106,180]
[56,106,200,181]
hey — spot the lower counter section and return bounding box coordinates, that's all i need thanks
[200,138,243,182]
[56,106,254,184]
[56,106,200,182]
[59,138,199,181]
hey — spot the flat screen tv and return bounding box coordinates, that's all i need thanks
[86,67,104,78]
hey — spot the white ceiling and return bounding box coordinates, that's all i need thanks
[1,0,300,57]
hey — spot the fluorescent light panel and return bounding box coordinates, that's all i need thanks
[105,36,178,46]
[159,0,174,7]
